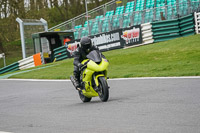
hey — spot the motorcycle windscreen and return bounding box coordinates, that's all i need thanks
[86,50,102,63]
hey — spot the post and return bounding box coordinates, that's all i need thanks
[3,53,6,67]
[16,17,26,59]
[0,53,6,67]
[85,0,90,35]
[85,0,89,25]
[40,18,48,31]
[16,17,48,59]
[194,12,199,34]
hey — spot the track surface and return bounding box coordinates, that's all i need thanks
[0,78,200,133]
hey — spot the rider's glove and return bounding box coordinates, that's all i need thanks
[78,63,84,71]
[78,60,90,71]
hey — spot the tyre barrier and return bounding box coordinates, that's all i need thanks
[1,13,199,75]
[152,19,181,43]
[0,53,44,75]
[194,12,200,34]
[54,14,197,61]
[151,14,195,43]
[141,23,154,45]
[179,14,195,37]
[0,62,19,75]
[53,46,68,61]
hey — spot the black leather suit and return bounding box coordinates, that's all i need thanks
[73,45,100,82]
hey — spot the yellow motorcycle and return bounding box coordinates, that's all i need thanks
[71,50,109,102]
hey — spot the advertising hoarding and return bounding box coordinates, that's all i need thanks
[66,25,142,56]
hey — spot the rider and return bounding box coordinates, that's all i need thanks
[73,36,105,90]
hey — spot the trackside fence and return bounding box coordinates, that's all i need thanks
[0,53,44,75]
[1,13,199,75]
[179,14,195,36]
[53,46,69,61]
[49,1,200,38]
[194,12,200,34]
[141,23,154,44]
[50,13,198,61]
[0,62,19,75]
[151,14,195,42]
[152,19,180,42]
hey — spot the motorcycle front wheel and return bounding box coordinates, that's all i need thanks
[98,77,109,102]
[78,91,92,102]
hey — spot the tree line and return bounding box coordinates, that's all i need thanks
[0,0,111,52]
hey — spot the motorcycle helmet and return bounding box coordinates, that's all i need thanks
[80,36,92,53]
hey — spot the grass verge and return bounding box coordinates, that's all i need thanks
[0,40,22,68]
[4,34,200,79]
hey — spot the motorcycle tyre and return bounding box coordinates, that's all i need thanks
[98,77,109,102]
[78,91,92,102]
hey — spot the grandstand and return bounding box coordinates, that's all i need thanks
[49,0,200,40]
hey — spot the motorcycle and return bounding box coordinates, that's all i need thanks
[70,50,109,102]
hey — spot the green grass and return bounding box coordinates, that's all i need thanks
[5,34,200,79]
[0,40,22,68]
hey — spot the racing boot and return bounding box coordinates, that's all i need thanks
[70,75,81,91]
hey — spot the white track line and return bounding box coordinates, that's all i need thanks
[0,79,71,82]
[0,131,13,133]
[108,76,200,80]
[0,76,200,82]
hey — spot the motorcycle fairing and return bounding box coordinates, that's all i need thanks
[87,58,109,72]
[80,51,109,98]
[86,50,102,63]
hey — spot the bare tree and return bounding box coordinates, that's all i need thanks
[0,0,8,18]
[43,0,49,8]
[0,0,108,48]
[30,0,36,10]
[0,36,5,53]
[95,0,100,6]
[63,0,69,20]
[37,0,44,10]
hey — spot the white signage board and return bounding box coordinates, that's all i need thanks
[0,53,4,59]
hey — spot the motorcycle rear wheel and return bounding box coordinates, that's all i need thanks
[78,91,92,102]
[98,77,109,102]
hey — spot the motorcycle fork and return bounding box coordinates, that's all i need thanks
[93,73,106,91]
[92,74,99,92]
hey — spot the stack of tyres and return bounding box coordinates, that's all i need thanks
[152,19,180,42]
[179,14,195,37]
[53,46,68,61]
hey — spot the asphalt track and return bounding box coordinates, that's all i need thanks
[0,77,200,133]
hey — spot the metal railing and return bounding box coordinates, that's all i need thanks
[49,0,128,31]
[49,0,200,39]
